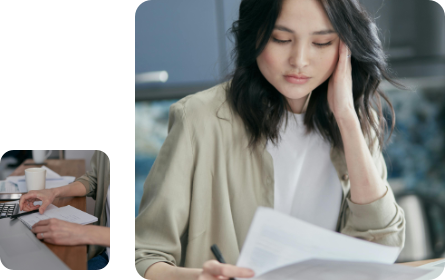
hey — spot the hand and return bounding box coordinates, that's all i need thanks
[327,39,355,121]
[31,218,88,245]
[19,189,57,214]
[198,260,255,280]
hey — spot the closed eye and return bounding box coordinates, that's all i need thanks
[272,38,333,47]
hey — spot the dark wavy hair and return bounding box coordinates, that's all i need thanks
[224,0,408,151]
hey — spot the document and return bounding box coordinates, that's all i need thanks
[0,180,21,193]
[18,204,98,229]
[236,207,432,280]
[415,259,445,280]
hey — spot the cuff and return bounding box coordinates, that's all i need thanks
[346,186,397,231]
[136,259,176,278]
[73,178,91,196]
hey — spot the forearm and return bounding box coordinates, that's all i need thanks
[83,225,110,247]
[144,262,201,280]
[336,110,387,205]
[52,181,88,198]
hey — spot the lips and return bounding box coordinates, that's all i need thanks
[285,74,310,79]
[284,74,311,85]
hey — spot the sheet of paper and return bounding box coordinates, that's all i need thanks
[6,166,75,192]
[54,205,97,225]
[18,204,60,228]
[41,166,62,178]
[413,259,445,280]
[12,178,73,192]
[19,204,97,229]
[419,258,445,269]
[237,207,401,277]
[8,166,64,184]
[0,180,19,193]
[44,177,75,189]
[253,259,433,280]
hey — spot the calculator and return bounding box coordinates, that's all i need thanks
[0,203,19,219]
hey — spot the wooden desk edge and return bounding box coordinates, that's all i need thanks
[397,258,445,267]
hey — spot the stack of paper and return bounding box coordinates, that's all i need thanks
[0,166,75,193]
[18,204,98,229]
[0,180,22,193]
[236,207,434,280]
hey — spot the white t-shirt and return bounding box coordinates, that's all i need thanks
[266,112,342,231]
[105,185,110,259]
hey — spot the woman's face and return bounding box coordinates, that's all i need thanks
[257,0,340,113]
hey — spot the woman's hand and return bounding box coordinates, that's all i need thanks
[198,260,255,280]
[31,218,88,245]
[19,189,57,214]
[327,39,355,122]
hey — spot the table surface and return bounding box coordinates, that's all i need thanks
[397,258,445,267]
[7,159,87,270]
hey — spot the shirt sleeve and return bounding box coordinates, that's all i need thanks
[340,128,406,250]
[135,101,194,277]
[74,151,99,199]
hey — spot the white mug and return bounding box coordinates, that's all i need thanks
[32,150,52,164]
[25,168,46,191]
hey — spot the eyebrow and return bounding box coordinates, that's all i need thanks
[274,25,336,35]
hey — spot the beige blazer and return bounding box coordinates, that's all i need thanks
[135,82,405,277]
[75,150,110,260]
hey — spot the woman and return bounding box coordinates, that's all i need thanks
[136,0,406,279]
[19,150,110,270]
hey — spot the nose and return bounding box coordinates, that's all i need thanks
[289,43,309,69]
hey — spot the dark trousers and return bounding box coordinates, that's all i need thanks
[87,250,109,270]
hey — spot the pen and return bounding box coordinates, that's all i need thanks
[211,244,235,280]
[10,209,39,219]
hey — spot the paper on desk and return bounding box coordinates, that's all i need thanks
[11,177,75,191]
[253,259,433,280]
[3,166,75,193]
[237,207,401,277]
[18,204,98,229]
[415,260,445,280]
[0,180,21,193]
[6,166,60,183]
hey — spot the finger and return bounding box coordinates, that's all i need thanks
[19,196,25,211]
[203,261,255,278]
[341,41,348,65]
[21,200,37,211]
[34,230,52,239]
[32,219,51,228]
[339,40,352,76]
[32,221,41,228]
[32,224,49,233]
[21,201,29,212]
[19,192,37,210]
[28,199,41,210]
[19,194,30,209]
[39,200,51,214]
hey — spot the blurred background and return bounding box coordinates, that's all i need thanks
[135,0,445,262]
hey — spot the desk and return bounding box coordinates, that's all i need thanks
[5,159,87,270]
[398,258,445,267]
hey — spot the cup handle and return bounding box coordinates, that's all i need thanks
[45,150,52,160]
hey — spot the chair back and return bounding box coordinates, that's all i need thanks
[396,192,445,262]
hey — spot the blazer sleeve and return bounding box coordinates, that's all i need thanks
[340,127,406,251]
[135,101,194,277]
[74,151,99,199]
